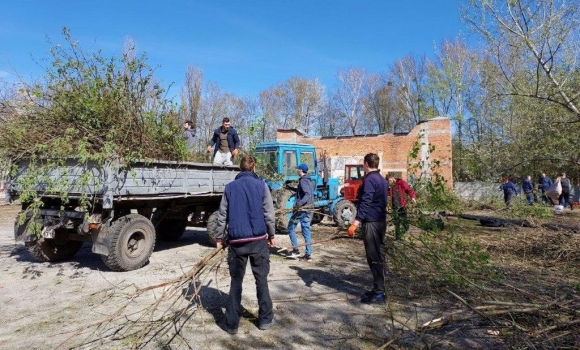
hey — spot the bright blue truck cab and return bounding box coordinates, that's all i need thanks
[254,141,356,233]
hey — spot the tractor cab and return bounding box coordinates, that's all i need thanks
[341,164,365,202]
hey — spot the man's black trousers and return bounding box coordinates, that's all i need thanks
[226,239,273,329]
[362,221,387,294]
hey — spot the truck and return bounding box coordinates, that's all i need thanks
[8,142,356,271]
[9,158,239,271]
[254,142,356,232]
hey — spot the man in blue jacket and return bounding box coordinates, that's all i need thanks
[500,175,519,207]
[347,153,389,304]
[215,155,276,334]
[206,117,240,166]
[286,163,314,261]
[522,175,534,205]
[538,172,553,205]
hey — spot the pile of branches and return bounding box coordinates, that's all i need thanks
[62,248,226,349]
[0,28,186,163]
[385,212,580,348]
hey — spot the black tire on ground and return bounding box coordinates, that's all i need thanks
[27,235,84,262]
[151,211,187,242]
[333,200,357,229]
[101,213,156,272]
[206,211,219,246]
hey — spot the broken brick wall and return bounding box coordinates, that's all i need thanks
[276,117,453,187]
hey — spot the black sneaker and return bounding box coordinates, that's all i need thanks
[299,254,312,261]
[360,291,385,304]
[258,318,275,330]
[286,250,300,259]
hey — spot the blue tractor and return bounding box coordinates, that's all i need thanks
[254,141,357,233]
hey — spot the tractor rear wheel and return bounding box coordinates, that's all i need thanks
[333,200,357,229]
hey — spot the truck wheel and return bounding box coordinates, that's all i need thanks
[101,214,155,271]
[206,211,219,246]
[151,211,187,242]
[333,200,357,229]
[27,235,84,262]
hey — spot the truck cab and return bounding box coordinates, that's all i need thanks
[341,164,365,202]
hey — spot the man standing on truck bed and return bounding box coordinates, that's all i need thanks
[215,154,276,334]
[207,117,240,166]
[183,120,196,152]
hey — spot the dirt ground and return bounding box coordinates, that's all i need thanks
[0,203,578,349]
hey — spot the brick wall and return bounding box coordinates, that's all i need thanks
[276,117,453,187]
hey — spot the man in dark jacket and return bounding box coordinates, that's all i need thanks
[183,120,196,152]
[522,175,534,205]
[500,175,519,207]
[206,117,240,166]
[347,153,389,304]
[215,155,276,334]
[559,172,573,210]
[538,173,553,205]
[286,163,314,261]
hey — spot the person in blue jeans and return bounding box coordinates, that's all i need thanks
[522,175,534,205]
[286,163,314,261]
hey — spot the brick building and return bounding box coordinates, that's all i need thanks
[276,117,453,187]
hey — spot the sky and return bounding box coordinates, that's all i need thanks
[0,0,469,99]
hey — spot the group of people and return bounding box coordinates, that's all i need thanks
[501,172,575,209]
[183,117,241,166]
[213,152,416,334]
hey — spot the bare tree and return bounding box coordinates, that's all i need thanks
[388,55,429,131]
[462,0,580,120]
[362,73,408,134]
[332,68,367,135]
[258,77,325,135]
[180,66,203,127]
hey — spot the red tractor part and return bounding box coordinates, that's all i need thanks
[341,164,364,202]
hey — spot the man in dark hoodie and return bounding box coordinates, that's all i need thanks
[183,120,196,152]
[215,155,276,334]
[347,153,389,304]
[559,172,573,210]
[286,163,314,261]
[538,172,553,205]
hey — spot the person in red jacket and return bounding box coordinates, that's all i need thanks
[387,175,416,240]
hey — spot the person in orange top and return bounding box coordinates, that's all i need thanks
[387,175,416,240]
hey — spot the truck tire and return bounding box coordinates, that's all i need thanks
[101,214,155,272]
[27,235,84,262]
[151,211,187,242]
[333,200,357,229]
[206,211,219,246]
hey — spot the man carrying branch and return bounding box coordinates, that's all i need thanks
[215,155,276,334]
